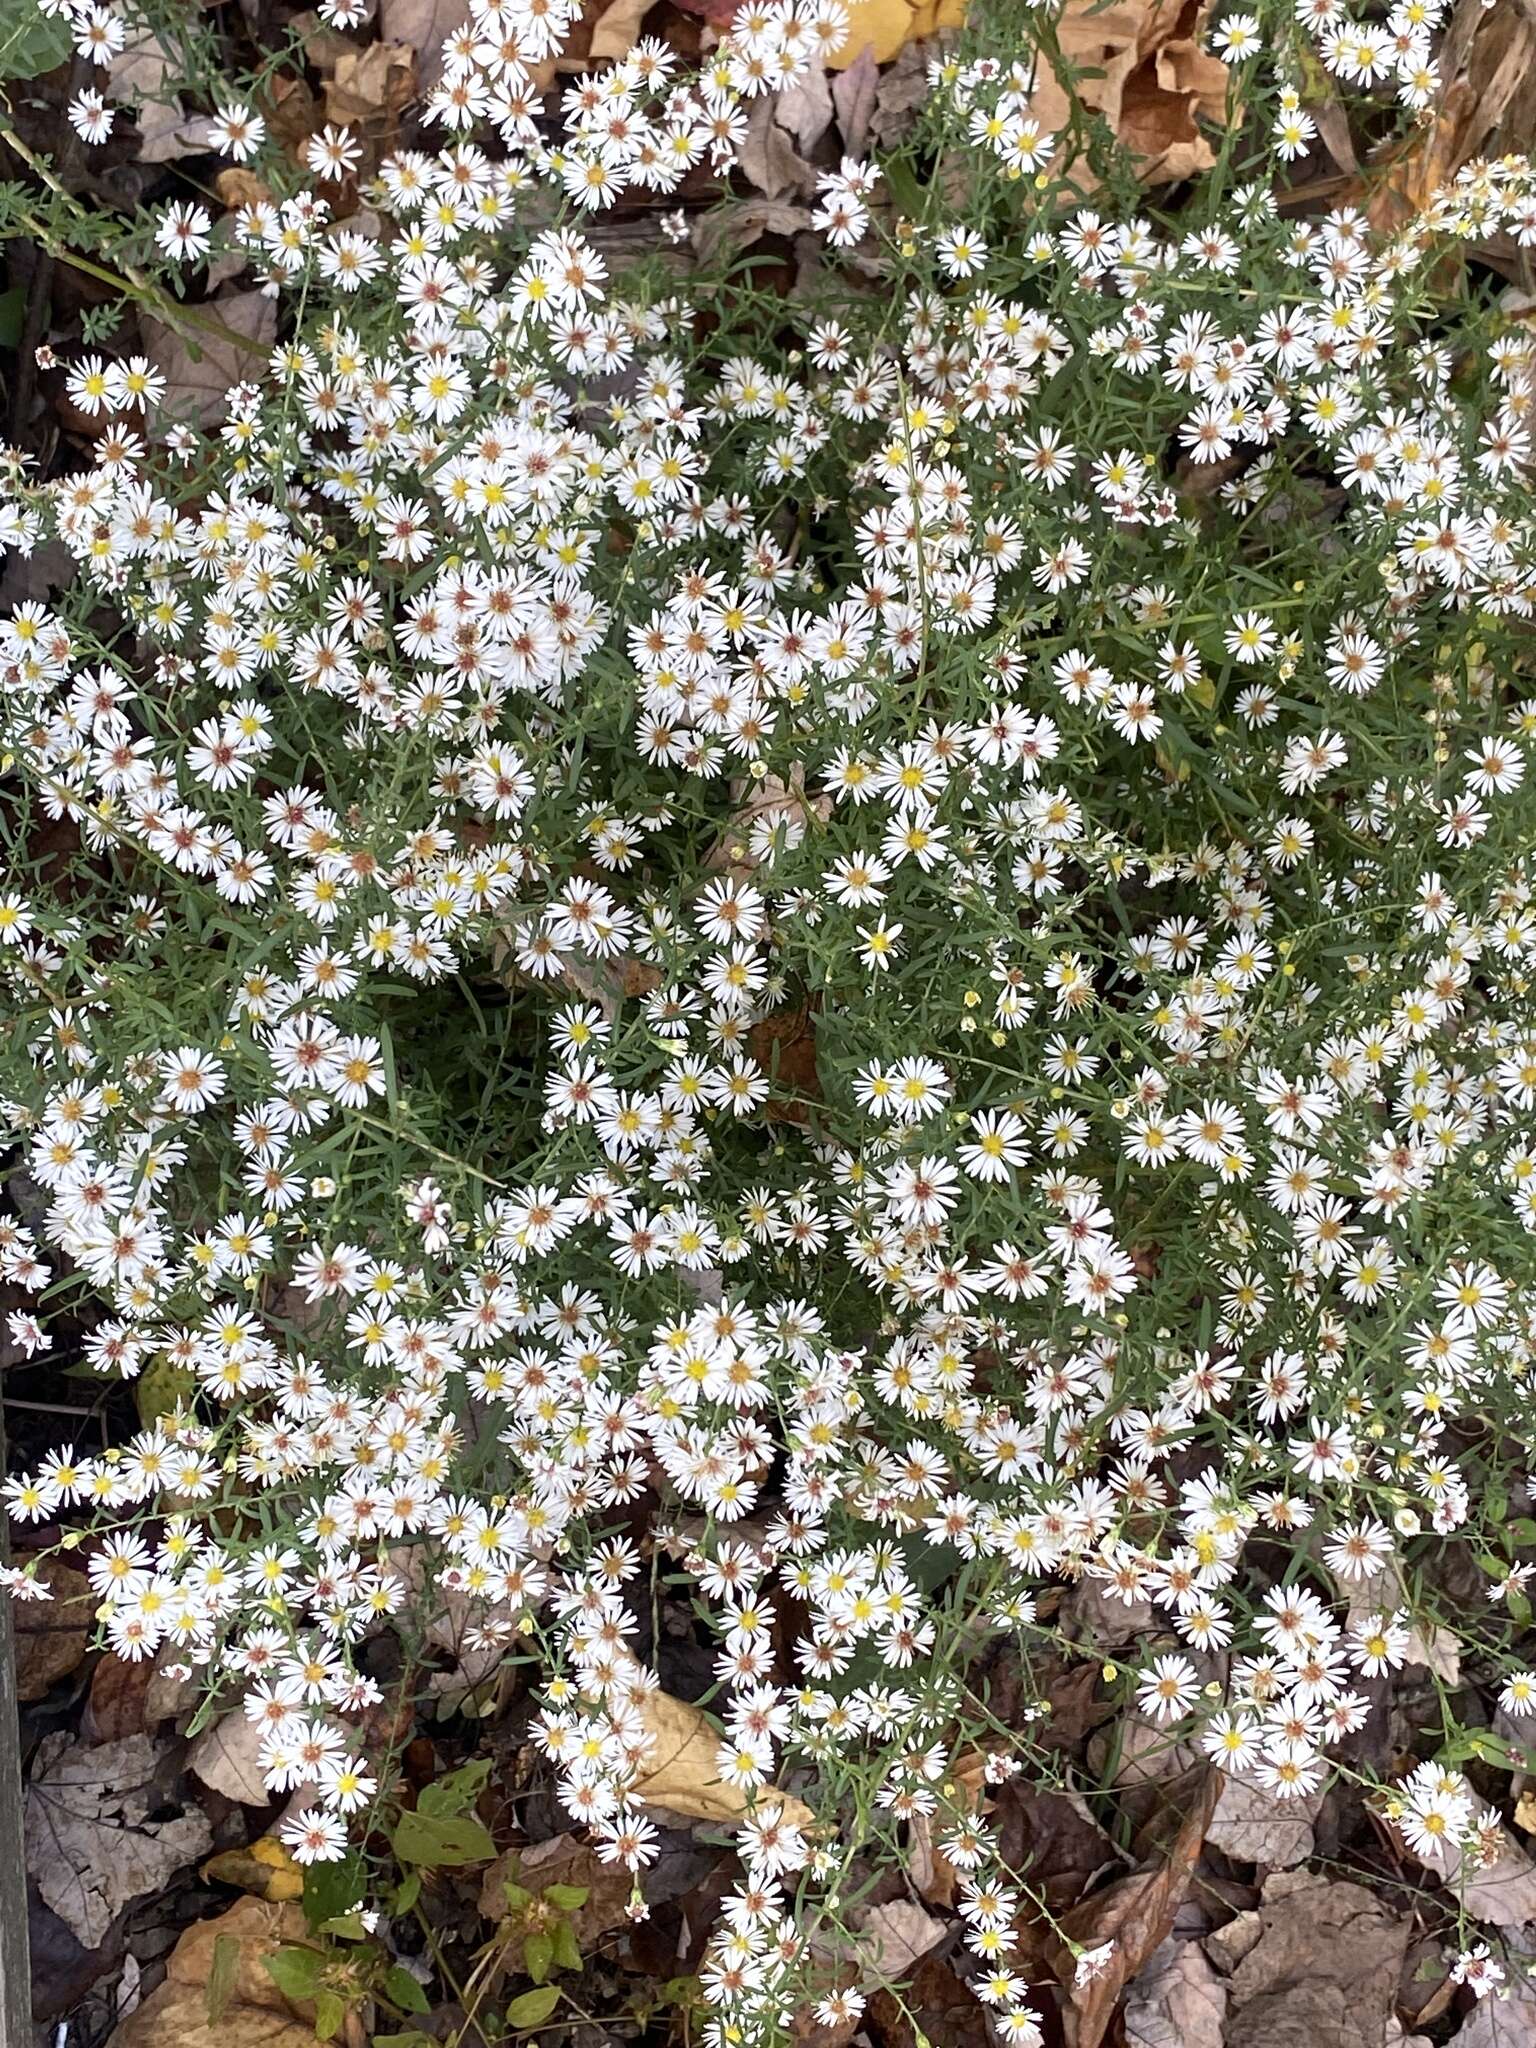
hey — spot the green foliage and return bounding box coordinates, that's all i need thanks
[0,5,72,80]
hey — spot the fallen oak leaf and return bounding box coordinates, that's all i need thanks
[1026,0,1228,187]
[632,1689,814,1828]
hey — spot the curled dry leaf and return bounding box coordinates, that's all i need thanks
[25,1731,213,1950]
[203,1835,307,1904]
[631,1688,813,1828]
[108,1895,314,2048]
[1027,0,1228,186]
[322,41,417,156]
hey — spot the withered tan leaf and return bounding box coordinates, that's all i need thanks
[25,1732,213,1949]
[631,1689,813,1828]
[188,1708,273,1806]
[1054,1768,1219,2048]
[109,1896,315,2048]
[145,292,276,429]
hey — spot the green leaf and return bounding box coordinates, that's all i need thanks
[314,1989,347,2041]
[505,1985,561,2028]
[0,6,72,81]
[393,1870,422,1915]
[542,1885,589,1913]
[385,1966,431,2016]
[417,1758,492,1818]
[551,1919,582,1974]
[206,1933,241,2025]
[264,1945,326,2000]
[302,1852,365,1930]
[391,1807,496,1868]
[319,1913,368,1941]
[523,1930,553,1984]
[503,1881,532,1911]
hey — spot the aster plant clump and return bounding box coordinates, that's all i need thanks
[5,0,1536,2025]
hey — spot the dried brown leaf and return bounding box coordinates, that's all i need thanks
[868,39,933,150]
[632,1689,813,1828]
[691,198,813,266]
[860,1900,948,1979]
[13,1554,92,1701]
[109,1896,314,2048]
[145,292,276,428]
[1205,1771,1320,1870]
[1223,1872,1409,2048]
[831,45,880,155]
[322,41,417,145]
[1124,1937,1227,2048]
[588,0,653,61]
[380,0,469,90]
[1054,1768,1219,2048]
[25,1732,213,1949]
[478,1832,635,1938]
[1028,0,1227,186]
[1456,1976,1536,2048]
[740,93,821,201]
[189,1709,273,1806]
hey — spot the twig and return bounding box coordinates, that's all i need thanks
[0,124,269,359]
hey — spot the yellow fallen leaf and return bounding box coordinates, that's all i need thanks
[1516,1789,1536,1835]
[828,0,917,68]
[203,1836,306,1903]
[632,1691,814,1829]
